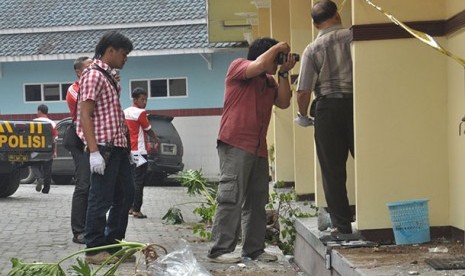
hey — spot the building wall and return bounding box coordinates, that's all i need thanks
[353,0,450,229]
[446,2,465,229]
[447,0,465,15]
[172,116,221,179]
[290,0,315,197]
[0,51,245,114]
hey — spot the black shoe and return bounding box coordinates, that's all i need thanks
[72,234,85,244]
[35,179,43,192]
[41,186,50,194]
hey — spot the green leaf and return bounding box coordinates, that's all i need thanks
[8,258,66,276]
[68,257,92,276]
[162,207,184,224]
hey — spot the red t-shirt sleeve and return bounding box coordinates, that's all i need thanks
[137,111,151,131]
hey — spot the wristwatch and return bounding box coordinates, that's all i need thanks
[278,71,289,78]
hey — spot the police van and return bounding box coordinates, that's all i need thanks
[0,120,54,197]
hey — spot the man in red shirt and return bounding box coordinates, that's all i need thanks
[66,56,92,244]
[76,31,134,265]
[124,87,157,219]
[32,104,58,194]
[208,38,297,263]
[66,57,92,121]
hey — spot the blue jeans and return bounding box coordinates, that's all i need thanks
[84,147,134,254]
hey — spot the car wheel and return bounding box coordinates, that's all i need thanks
[20,166,36,184]
[0,169,21,198]
[52,175,73,185]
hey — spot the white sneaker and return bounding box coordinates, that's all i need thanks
[209,252,242,263]
[255,251,278,262]
[351,221,359,234]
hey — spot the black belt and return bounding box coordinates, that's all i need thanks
[321,93,353,99]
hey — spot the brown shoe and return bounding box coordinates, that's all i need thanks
[132,211,147,219]
[119,254,137,263]
[84,251,118,265]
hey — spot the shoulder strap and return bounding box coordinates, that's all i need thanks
[74,66,118,122]
[89,65,122,146]
[91,65,118,91]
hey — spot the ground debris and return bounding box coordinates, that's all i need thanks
[336,238,465,274]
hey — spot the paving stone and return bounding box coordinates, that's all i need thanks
[0,184,299,275]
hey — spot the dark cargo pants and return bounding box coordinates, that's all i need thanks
[69,145,91,237]
[208,142,269,259]
[131,155,148,212]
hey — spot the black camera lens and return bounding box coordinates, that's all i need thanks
[292,53,300,62]
[276,52,285,65]
[276,52,300,64]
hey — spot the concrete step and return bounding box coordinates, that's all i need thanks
[294,217,362,276]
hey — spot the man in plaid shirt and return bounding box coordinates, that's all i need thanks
[76,31,134,265]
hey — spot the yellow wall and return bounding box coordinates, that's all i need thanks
[352,0,450,230]
[447,1,465,17]
[207,0,255,42]
[353,38,449,229]
[270,0,295,183]
[258,8,271,37]
[353,0,445,24]
[446,26,465,230]
[291,0,314,196]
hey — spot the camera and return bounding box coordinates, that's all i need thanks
[276,52,300,64]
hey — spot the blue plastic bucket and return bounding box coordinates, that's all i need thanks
[387,199,430,245]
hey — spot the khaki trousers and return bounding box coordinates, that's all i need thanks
[208,142,269,258]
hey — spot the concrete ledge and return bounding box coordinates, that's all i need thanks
[294,217,361,276]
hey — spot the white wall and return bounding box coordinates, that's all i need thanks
[172,116,221,180]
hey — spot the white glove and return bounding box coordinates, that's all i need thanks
[130,153,147,167]
[294,113,314,127]
[89,151,106,175]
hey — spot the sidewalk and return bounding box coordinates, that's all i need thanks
[0,184,300,275]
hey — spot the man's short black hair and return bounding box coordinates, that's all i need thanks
[73,56,91,70]
[38,104,48,114]
[247,37,279,61]
[132,87,148,99]
[311,0,338,25]
[94,31,134,59]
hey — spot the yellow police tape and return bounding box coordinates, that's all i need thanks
[364,0,465,67]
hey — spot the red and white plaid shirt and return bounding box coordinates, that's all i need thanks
[76,59,128,148]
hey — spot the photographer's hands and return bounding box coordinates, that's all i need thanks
[279,53,298,73]
[274,42,297,72]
